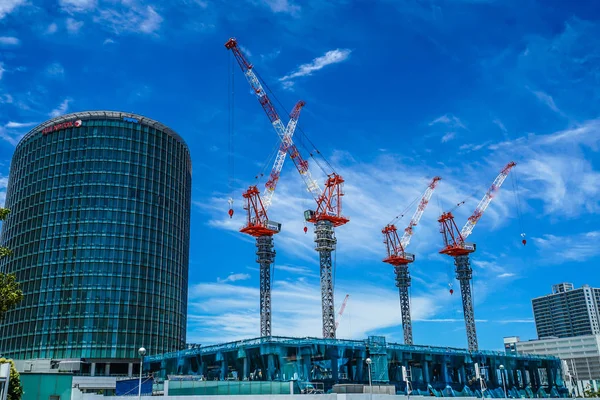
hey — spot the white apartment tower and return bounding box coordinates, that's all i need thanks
[532,283,600,339]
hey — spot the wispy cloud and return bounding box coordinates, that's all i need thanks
[217,273,251,283]
[46,23,58,34]
[94,5,163,35]
[5,121,36,129]
[0,0,25,20]
[492,119,507,133]
[429,113,466,129]
[0,37,20,46]
[59,0,97,13]
[0,121,35,145]
[0,63,5,80]
[187,277,445,344]
[46,63,65,77]
[279,48,352,88]
[441,132,455,143]
[497,273,515,279]
[533,231,600,262]
[531,89,565,117]
[66,17,84,33]
[260,0,300,15]
[49,99,71,118]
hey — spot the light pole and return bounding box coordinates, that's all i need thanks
[366,358,373,400]
[499,364,507,398]
[138,347,146,400]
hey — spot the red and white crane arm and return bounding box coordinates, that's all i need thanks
[226,38,322,205]
[460,161,516,240]
[262,101,305,209]
[225,38,287,139]
[335,294,350,330]
[400,176,442,250]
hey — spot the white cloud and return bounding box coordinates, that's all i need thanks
[441,132,455,142]
[0,0,25,20]
[0,37,20,46]
[532,89,564,116]
[5,121,36,128]
[0,63,4,80]
[203,152,514,269]
[95,5,163,35]
[49,99,71,118]
[533,231,600,262]
[497,273,515,278]
[0,121,34,146]
[59,0,97,13]
[429,113,466,129]
[261,0,300,15]
[492,118,507,133]
[187,277,445,344]
[279,48,352,83]
[218,273,251,283]
[0,94,13,103]
[66,17,84,33]
[46,63,65,77]
[46,23,58,34]
[103,38,116,45]
[487,119,600,217]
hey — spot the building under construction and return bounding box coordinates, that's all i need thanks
[144,335,568,398]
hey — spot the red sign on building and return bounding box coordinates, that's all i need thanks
[42,119,82,135]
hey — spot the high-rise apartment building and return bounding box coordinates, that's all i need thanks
[0,111,191,371]
[532,283,600,339]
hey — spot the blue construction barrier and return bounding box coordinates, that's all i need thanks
[116,378,153,396]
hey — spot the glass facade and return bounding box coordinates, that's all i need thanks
[0,111,192,360]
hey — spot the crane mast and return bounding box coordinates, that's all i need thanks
[439,161,516,351]
[383,177,441,345]
[227,37,306,337]
[226,37,349,340]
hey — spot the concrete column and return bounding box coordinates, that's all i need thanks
[91,363,96,377]
[521,368,528,386]
[546,367,554,387]
[128,363,133,377]
[105,363,110,376]
[506,367,514,387]
[267,354,275,381]
[220,360,227,380]
[302,355,311,381]
[458,365,465,385]
[422,361,430,384]
[356,354,364,382]
[164,380,169,396]
[441,361,449,384]
[243,357,248,380]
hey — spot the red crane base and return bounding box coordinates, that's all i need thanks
[240,225,277,238]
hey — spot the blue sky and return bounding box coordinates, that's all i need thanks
[1,0,600,352]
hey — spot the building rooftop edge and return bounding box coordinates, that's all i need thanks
[20,110,190,152]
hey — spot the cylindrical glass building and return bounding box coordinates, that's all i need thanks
[0,111,191,362]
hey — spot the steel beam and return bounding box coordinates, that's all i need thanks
[394,265,413,345]
[256,235,275,337]
[454,254,478,351]
[315,220,336,339]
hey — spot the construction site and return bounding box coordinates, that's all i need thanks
[141,38,568,398]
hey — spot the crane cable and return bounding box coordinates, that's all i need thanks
[510,169,527,245]
[254,70,335,175]
[227,52,235,218]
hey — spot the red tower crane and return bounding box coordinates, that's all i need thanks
[226,37,306,337]
[382,177,441,345]
[438,161,516,352]
[226,37,349,339]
